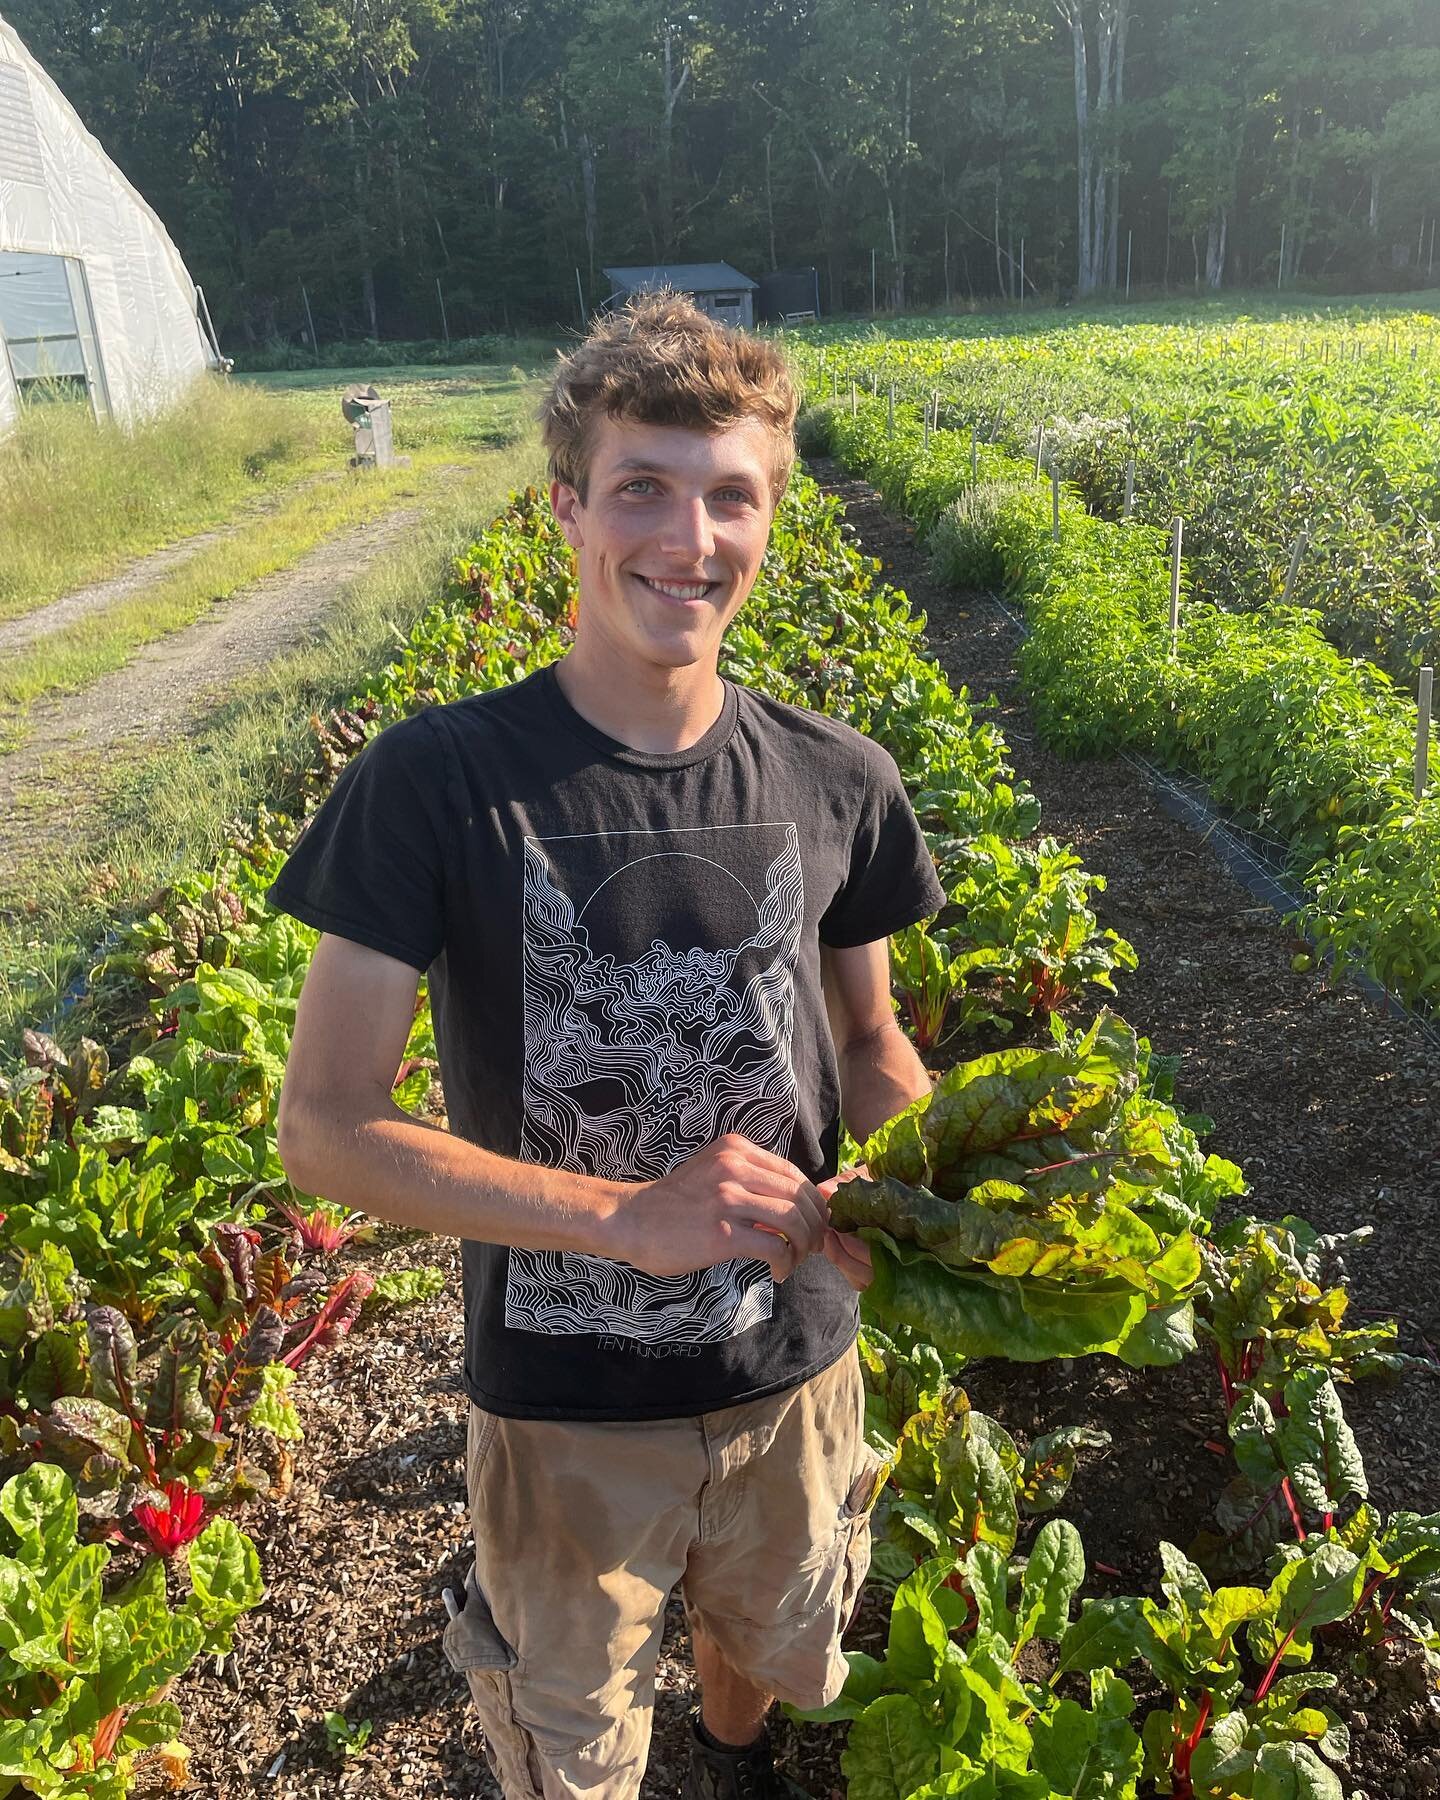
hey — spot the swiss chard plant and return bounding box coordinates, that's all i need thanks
[794,1529,1144,1798]
[828,1014,1212,1367]
[0,1462,263,1797]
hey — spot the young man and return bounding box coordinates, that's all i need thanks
[270,292,944,1800]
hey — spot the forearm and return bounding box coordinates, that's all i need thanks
[278,1096,628,1257]
[837,1020,932,1147]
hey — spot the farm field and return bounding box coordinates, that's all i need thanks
[790,297,1440,680]
[788,300,1440,1023]
[2,303,1439,1800]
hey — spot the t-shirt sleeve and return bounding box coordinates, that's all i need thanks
[265,710,451,971]
[819,737,947,948]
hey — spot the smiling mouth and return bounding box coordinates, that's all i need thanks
[634,574,718,603]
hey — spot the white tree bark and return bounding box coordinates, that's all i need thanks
[1058,0,1129,297]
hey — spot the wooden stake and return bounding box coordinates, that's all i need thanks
[1033,423,1046,477]
[1418,666,1434,801]
[1051,462,1061,543]
[1123,457,1135,519]
[1281,525,1310,606]
[1169,517,1184,654]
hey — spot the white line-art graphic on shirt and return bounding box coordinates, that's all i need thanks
[510,823,804,1342]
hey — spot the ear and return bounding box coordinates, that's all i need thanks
[550,479,585,552]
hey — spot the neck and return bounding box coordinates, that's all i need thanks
[554,635,726,754]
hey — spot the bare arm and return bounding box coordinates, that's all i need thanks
[819,938,932,1290]
[276,933,830,1281]
[821,938,932,1145]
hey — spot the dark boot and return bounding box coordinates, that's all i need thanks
[682,1714,811,1800]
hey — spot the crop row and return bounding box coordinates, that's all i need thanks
[800,391,1440,1014]
[788,311,1440,680]
[0,473,1129,1795]
[766,446,1440,1796]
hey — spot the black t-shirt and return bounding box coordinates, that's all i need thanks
[266,664,945,1420]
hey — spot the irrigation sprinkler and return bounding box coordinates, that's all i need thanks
[1051,462,1062,543]
[1280,525,1311,606]
[1418,667,1434,802]
[1123,458,1135,520]
[1169,517,1184,654]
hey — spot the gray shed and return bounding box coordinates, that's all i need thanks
[602,263,757,329]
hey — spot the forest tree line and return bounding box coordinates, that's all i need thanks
[9,0,1440,345]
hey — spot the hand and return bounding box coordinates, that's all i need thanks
[819,1164,874,1291]
[613,1134,830,1283]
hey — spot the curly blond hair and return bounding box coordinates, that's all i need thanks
[538,290,799,504]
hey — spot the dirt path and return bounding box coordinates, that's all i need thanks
[0,475,335,658]
[0,495,444,856]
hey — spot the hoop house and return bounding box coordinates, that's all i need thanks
[0,13,219,434]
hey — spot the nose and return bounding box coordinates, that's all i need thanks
[660,494,716,566]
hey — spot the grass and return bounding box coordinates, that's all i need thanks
[0,363,547,744]
[0,430,546,1054]
[0,380,327,624]
[239,361,546,452]
[0,451,450,741]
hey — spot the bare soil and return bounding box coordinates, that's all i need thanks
[158,464,1439,1799]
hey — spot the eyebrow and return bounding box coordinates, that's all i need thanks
[611,457,761,486]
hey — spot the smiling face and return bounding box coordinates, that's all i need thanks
[549,414,778,676]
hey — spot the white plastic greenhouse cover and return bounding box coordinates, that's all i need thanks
[0,12,217,434]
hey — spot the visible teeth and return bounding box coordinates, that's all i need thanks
[643,577,711,600]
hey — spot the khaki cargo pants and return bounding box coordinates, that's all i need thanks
[441,1349,880,1800]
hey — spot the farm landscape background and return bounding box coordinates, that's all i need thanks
[3,2,1440,1792]
[5,0,1440,339]
[2,292,1439,1798]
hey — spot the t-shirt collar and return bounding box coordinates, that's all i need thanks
[538,662,739,770]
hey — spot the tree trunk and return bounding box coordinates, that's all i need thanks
[658,28,690,259]
[1205,208,1227,288]
[579,133,598,287]
[1063,5,1094,295]
[764,133,778,272]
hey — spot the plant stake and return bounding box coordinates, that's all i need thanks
[971,426,979,481]
[887,382,895,435]
[1123,457,1135,519]
[1281,524,1311,605]
[1169,516,1184,655]
[1033,423,1046,477]
[1051,462,1061,543]
[1418,666,1434,802]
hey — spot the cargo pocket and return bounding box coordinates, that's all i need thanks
[838,1446,885,1630]
[443,1564,544,1799]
